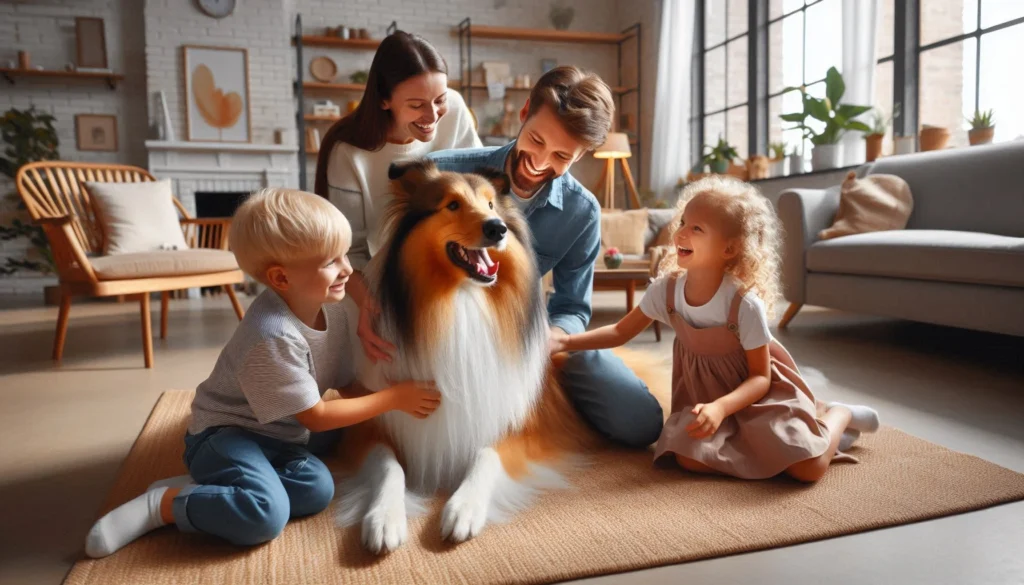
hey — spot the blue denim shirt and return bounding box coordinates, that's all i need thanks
[427,143,600,335]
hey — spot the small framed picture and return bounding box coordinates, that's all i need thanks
[541,58,557,74]
[75,114,118,151]
[76,17,108,69]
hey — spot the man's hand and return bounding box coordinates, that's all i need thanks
[386,380,442,419]
[548,326,570,355]
[686,401,727,439]
[358,295,397,363]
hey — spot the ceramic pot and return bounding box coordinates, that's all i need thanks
[919,126,950,151]
[865,134,884,161]
[709,159,729,174]
[811,143,843,171]
[603,254,623,269]
[968,127,994,145]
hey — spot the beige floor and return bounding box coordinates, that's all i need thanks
[0,289,1022,585]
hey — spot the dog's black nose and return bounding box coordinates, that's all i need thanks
[483,218,507,243]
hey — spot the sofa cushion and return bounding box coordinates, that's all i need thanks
[645,208,678,247]
[819,171,913,240]
[90,249,239,280]
[807,230,1024,288]
[600,209,648,255]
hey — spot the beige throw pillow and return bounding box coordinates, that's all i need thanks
[600,208,649,255]
[819,171,913,240]
[86,179,189,255]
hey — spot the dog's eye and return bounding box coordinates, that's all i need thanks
[488,201,494,209]
[447,201,460,211]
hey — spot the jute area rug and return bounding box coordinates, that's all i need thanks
[65,390,1024,585]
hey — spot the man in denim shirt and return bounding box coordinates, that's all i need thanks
[424,67,664,448]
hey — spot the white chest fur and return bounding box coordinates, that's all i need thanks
[354,287,548,493]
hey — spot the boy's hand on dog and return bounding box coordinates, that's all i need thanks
[389,380,442,419]
[358,296,397,363]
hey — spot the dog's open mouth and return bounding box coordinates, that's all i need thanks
[447,242,499,283]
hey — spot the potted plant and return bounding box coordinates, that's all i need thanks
[768,141,788,176]
[919,124,951,151]
[603,247,623,269]
[781,67,872,171]
[787,145,805,175]
[967,109,995,145]
[1,107,60,300]
[864,105,898,162]
[702,136,739,174]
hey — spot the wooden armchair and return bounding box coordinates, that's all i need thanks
[15,162,245,368]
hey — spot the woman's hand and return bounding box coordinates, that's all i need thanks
[686,401,727,439]
[358,295,397,363]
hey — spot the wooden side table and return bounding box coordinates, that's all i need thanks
[592,267,661,341]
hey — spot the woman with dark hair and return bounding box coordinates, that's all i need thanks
[315,31,480,358]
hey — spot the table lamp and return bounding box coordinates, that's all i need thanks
[593,132,641,209]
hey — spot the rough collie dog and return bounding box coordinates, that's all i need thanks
[335,159,658,554]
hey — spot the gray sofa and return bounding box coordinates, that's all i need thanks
[778,139,1024,336]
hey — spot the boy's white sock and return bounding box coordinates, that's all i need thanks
[828,402,880,433]
[85,487,169,558]
[148,474,194,491]
[838,429,861,452]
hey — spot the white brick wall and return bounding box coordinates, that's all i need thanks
[144,0,295,145]
[0,0,147,280]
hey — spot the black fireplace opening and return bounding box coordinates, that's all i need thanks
[195,191,252,218]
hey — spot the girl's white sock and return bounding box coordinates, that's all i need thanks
[84,487,169,558]
[839,429,861,451]
[829,402,880,433]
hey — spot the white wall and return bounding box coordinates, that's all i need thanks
[0,0,147,284]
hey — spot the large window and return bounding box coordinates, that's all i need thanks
[694,0,1024,168]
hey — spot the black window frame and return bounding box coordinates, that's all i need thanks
[691,0,1024,169]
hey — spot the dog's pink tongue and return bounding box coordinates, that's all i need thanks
[480,249,499,277]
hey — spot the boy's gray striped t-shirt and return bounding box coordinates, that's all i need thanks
[188,290,355,444]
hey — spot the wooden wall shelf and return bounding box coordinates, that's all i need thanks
[302,81,365,92]
[454,25,633,45]
[294,35,381,49]
[452,81,635,95]
[304,114,341,122]
[0,68,124,89]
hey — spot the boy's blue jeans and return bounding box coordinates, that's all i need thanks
[172,426,338,546]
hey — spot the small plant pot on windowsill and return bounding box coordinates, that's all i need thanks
[811,143,843,171]
[919,126,951,151]
[865,134,884,162]
[708,160,729,174]
[968,127,994,145]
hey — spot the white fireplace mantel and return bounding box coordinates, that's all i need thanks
[145,140,299,217]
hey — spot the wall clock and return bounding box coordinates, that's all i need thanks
[197,0,236,19]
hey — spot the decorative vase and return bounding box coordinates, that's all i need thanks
[811,143,843,171]
[18,50,30,70]
[787,153,804,175]
[709,159,729,174]
[968,127,994,145]
[865,134,884,162]
[919,126,950,151]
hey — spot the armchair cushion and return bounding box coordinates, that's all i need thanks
[86,179,189,255]
[90,249,238,280]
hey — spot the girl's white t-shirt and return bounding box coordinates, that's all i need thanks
[324,89,482,270]
[639,273,772,350]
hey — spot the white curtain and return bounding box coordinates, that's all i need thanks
[649,0,695,201]
[840,0,879,166]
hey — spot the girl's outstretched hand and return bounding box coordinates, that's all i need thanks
[686,402,726,439]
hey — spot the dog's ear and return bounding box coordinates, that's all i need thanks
[388,159,440,195]
[473,167,511,196]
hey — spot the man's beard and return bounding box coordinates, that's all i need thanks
[509,146,556,195]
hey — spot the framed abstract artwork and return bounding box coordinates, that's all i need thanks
[182,45,251,142]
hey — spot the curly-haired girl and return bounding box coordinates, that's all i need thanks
[551,176,879,481]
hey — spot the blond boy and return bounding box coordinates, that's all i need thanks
[85,188,439,557]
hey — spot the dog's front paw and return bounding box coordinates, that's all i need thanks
[361,496,407,554]
[441,486,489,543]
